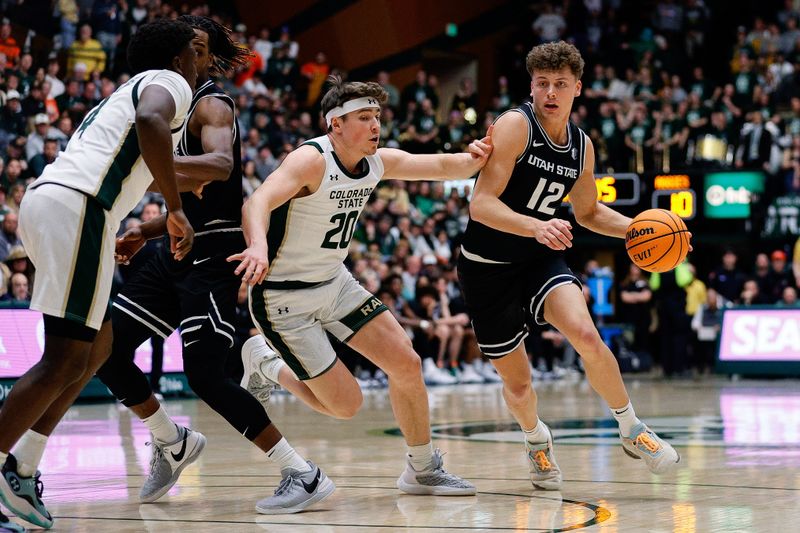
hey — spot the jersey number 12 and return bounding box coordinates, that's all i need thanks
[321,210,359,249]
[526,178,565,215]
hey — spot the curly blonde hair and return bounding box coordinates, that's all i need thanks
[526,41,584,80]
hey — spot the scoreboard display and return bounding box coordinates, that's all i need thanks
[592,173,640,206]
[652,174,696,220]
[564,173,640,206]
[565,171,765,229]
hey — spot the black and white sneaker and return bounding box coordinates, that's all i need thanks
[140,426,206,502]
[255,461,335,514]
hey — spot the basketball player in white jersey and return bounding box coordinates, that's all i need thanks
[0,20,197,530]
[457,41,683,490]
[229,76,492,501]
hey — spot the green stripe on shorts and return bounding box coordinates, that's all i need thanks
[65,198,105,324]
[250,286,311,380]
[340,296,388,337]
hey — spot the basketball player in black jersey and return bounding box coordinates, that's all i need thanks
[10,17,333,516]
[458,42,684,490]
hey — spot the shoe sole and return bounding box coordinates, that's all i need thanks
[240,342,256,390]
[140,433,207,503]
[396,477,477,496]
[0,519,26,533]
[0,478,52,529]
[255,476,336,514]
[532,480,563,491]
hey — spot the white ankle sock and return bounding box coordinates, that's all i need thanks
[246,336,286,383]
[261,353,286,384]
[611,402,641,437]
[407,442,433,471]
[142,405,180,443]
[523,419,549,444]
[13,430,48,477]
[266,437,310,473]
[0,451,7,465]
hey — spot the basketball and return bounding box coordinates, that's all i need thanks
[625,209,690,273]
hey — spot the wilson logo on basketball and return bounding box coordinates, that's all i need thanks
[626,227,655,241]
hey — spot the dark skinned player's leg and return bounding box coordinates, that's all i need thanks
[0,337,91,454]
[0,316,99,529]
[30,319,114,435]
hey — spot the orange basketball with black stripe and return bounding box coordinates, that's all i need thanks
[625,209,690,273]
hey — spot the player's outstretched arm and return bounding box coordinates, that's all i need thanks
[228,145,325,285]
[573,141,692,250]
[173,97,235,183]
[469,113,571,250]
[114,214,170,264]
[380,126,492,181]
[136,84,193,257]
[570,140,631,239]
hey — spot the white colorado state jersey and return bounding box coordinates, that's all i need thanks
[33,69,191,222]
[266,135,383,284]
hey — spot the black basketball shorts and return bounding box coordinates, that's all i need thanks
[457,255,581,358]
[112,248,239,349]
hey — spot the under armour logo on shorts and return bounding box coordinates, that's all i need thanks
[277,306,289,315]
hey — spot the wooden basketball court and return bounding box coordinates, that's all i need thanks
[10,377,800,532]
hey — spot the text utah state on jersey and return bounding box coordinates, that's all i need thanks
[527,154,579,179]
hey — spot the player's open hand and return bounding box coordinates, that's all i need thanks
[532,218,573,250]
[228,242,269,286]
[114,227,146,265]
[166,209,194,261]
[467,124,494,166]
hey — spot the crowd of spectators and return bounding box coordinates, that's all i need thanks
[1,1,799,385]
[564,0,800,204]
[615,245,799,378]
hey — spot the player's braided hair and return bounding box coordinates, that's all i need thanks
[127,19,196,74]
[526,41,585,80]
[178,15,251,74]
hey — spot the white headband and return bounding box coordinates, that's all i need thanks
[325,97,381,127]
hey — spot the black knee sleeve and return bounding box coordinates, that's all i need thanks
[183,331,271,440]
[95,307,161,406]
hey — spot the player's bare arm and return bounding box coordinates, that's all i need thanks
[174,97,234,183]
[136,84,194,255]
[469,112,573,250]
[111,212,195,265]
[114,213,166,264]
[228,144,326,285]
[570,140,630,239]
[571,140,693,249]
[148,98,234,197]
[380,127,492,181]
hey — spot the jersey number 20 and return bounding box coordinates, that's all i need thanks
[526,178,565,215]
[321,210,359,249]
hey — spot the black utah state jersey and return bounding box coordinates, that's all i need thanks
[462,102,588,263]
[175,79,242,234]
